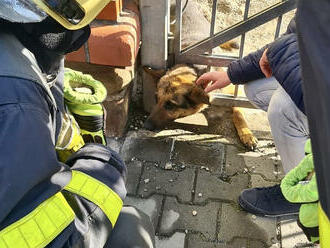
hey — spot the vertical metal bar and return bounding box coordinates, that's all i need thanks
[274,15,283,40]
[174,0,183,61]
[274,0,285,40]
[210,0,218,36]
[235,0,250,98]
[207,0,218,72]
[234,85,239,97]
[239,0,250,59]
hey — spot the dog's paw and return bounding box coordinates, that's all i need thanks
[240,132,258,151]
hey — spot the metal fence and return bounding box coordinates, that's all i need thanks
[173,0,297,108]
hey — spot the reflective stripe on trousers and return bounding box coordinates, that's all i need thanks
[319,204,330,247]
[0,171,123,248]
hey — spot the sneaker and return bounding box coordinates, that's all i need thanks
[238,184,301,217]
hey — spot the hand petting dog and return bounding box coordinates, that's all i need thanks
[196,70,231,93]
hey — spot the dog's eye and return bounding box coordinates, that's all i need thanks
[164,101,177,110]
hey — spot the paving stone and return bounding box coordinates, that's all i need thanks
[218,204,278,246]
[172,140,225,173]
[106,137,123,154]
[154,129,231,145]
[250,174,278,188]
[159,197,220,240]
[194,171,249,203]
[155,232,186,248]
[256,140,277,157]
[138,162,195,202]
[224,145,247,176]
[242,109,272,140]
[280,218,314,248]
[124,195,163,229]
[243,153,283,182]
[120,136,172,163]
[126,160,143,195]
[187,235,248,248]
[249,240,268,248]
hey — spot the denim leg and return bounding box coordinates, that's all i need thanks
[244,77,279,112]
[244,77,309,173]
[267,86,309,173]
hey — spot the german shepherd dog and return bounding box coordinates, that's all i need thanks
[143,63,258,150]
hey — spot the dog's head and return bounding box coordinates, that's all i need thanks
[144,65,210,130]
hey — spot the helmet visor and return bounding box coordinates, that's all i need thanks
[33,0,111,30]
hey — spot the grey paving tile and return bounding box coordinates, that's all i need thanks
[159,197,220,240]
[194,171,249,203]
[172,141,225,173]
[155,232,186,248]
[124,195,163,229]
[249,240,268,248]
[120,136,172,164]
[243,153,283,182]
[280,218,314,248]
[218,204,278,246]
[138,162,195,202]
[250,174,278,188]
[106,137,123,154]
[187,235,248,248]
[224,145,247,176]
[126,160,143,195]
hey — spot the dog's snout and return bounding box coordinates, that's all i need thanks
[144,119,156,131]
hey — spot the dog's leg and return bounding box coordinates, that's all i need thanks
[232,107,258,150]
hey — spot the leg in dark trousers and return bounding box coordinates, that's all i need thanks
[105,206,155,248]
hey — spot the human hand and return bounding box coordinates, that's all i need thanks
[259,48,272,78]
[196,71,231,93]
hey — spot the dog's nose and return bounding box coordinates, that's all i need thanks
[143,119,156,130]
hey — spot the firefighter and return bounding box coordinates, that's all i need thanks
[0,1,154,247]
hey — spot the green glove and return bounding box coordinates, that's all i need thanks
[64,68,107,145]
[280,139,319,243]
[281,140,318,203]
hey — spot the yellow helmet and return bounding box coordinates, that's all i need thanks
[32,0,111,30]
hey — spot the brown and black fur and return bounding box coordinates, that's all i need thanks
[143,64,258,150]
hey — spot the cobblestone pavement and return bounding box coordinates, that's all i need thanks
[107,127,315,248]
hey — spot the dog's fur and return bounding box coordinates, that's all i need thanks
[143,64,258,150]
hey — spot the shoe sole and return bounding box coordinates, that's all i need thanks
[238,196,299,218]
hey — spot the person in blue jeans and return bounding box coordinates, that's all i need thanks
[196,17,306,217]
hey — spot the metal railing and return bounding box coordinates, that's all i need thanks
[173,0,297,108]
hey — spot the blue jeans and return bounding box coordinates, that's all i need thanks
[244,77,309,173]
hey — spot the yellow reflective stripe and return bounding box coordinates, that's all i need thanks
[64,170,123,227]
[0,193,74,248]
[319,203,330,246]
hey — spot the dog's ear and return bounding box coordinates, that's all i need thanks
[143,66,166,79]
[187,86,210,105]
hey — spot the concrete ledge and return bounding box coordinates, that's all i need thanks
[103,85,132,137]
[65,61,134,95]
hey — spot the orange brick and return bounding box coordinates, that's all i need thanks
[66,1,140,67]
[65,45,86,62]
[96,0,122,21]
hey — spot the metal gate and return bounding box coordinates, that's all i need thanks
[173,0,297,108]
[140,0,297,110]
[174,0,296,108]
